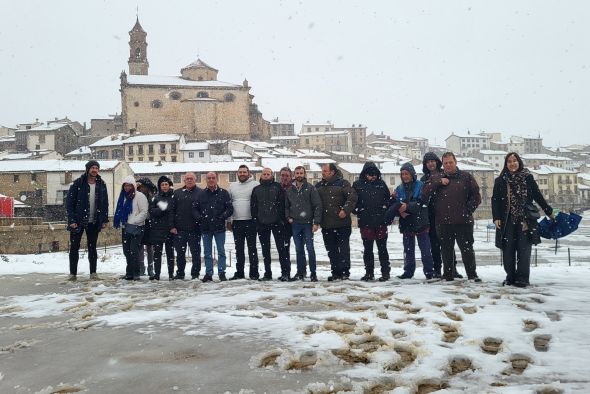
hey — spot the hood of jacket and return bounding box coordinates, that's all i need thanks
[400,162,417,182]
[157,175,174,191]
[122,175,136,186]
[359,161,381,180]
[422,152,442,176]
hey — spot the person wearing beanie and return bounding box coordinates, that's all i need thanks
[114,175,149,280]
[149,176,175,280]
[352,161,392,282]
[66,160,109,281]
[386,162,434,280]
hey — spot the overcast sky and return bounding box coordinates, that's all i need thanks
[1,0,589,146]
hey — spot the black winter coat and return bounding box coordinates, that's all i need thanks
[352,176,392,228]
[171,186,201,232]
[492,172,553,248]
[66,174,109,229]
[251,180,286,226]
[148,190,174,244]
[315,171,358,229]
[192,186,233,234]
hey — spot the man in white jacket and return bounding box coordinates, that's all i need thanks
[227,164,260,280]
[114,175,149,280]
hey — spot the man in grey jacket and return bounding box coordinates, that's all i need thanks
[286,166,322,282]
[228,164,260,280]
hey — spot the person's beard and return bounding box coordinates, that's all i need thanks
[295,176,304,183]
[238,175,248,182]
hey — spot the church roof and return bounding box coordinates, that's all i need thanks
[130,17,146,33]
[182,58,218,72]
[126,75,241,88]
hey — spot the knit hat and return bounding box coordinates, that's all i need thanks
[122,175,136,186]
[157,175,174,190]
[85,160,100,173]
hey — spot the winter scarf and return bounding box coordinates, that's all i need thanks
[506,169,529,224]
[114,186,135,228]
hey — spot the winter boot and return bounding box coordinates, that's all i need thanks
[361,272,375,282]
[219,273,227,282]
[310,273,318,282]
[201,274,213,283]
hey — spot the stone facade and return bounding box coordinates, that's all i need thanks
[120,19,269,141]
[14,123,78,155]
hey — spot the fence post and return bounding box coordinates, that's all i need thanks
[568,248,571,267]
[534,248,537,267]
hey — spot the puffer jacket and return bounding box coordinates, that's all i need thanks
[352,162,392,228]
[192,186,233,234]
[171,186,201,232]
[66,173,109,228]
[251,179,285,226]
[315,170,358,229]
[149,189,174,244]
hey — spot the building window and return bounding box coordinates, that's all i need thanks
[171,144,177,153]
[138,145,144,155]
[35,144,40,150]
[138,157,144,161]
[65,172,72,184]
[31,173,37,182]
[169,91,181,100]
[148,156,154,162]
[151,99,162,109]
[229,172,237,182]
[197,91,209,98]
[134,101,140,107]
[171,156,177,162]
[224,93,235,102]
[128,146,133,155]
[174,173,181,183]
[189,152,195,158]
[199,151,204,158]
[195,174,202,183]
[14,175,19,182]
[39,135,46,143]
[160,144,166,154]
[160,156,166,161]
[148,145,154,154]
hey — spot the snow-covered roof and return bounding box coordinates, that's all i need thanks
[65,146,91,156]
[455,163,495,172]
[230,140,276,149]
[0,136,15,142]
[0,160,121,172]
[230,150,252,158]
[522,154,570,161]
[15,122,71,133]
[458,157,492,167]
[123,134,181,144]
[89,134,129,148]
[338,162,423,176]
[296,149,331,158]
[259,158,323,173]
[480,150,508,155]
[270,136,299,140]
[445,133,491,140]
[530,165,576,175]
[253,151,276,159]
[578,184,590,190]
[126,75,241,88]
[269,119,294,125]
[210,155,232,162]
[331,151,354,155]
[181,58,218,72]
[129,161,261,174]
[180,142,209,151]
[271,148,297,156]
[577,173,590,181]
[299,130,348,136]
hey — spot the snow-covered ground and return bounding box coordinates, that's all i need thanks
[1,214,589,393]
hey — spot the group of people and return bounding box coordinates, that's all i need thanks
[66,150,553,288]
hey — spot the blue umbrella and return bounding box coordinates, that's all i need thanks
[538,211,583,253]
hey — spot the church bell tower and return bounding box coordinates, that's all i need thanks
[128,17,149,75]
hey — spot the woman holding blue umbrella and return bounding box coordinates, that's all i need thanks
[492,152,553,287]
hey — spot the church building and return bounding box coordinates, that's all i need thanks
[120,18,270,141]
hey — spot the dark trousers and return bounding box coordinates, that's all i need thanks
[257,222,290,278]
[137,244,154,276]
[292,223,316,275]
[402,231,434,277]
[122,228,143,278]
[362,237,390,276]
[436,223,477,279]
[322,226,351,277]
[154,236,175,278]
[233,219,259,279]
[428,223,443,275]
[69,222,100,275]
[502,221,532,284]
[284,222,292,264]
[173,230,201,278]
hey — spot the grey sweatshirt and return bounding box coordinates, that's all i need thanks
[229,177,259,221]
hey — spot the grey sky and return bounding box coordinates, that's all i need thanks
[1,0,589,146]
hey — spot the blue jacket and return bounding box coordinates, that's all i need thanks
[192,186,233,234]
[66,173,109,229]
[386,180,430,233]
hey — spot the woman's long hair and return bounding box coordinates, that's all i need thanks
[500,152,524,177]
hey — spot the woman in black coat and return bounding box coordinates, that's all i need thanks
[149,176,175,280]
[492,152,553,287]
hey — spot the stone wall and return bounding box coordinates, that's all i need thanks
[0,222,123,254]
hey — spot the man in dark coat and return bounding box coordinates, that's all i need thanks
[193,172,233,282]
[170,172,202,280]
[149,176,175,280]
[421,152,462,279]
[423,152,482,282]
[316,163,358,281]
[66,160,109,281]
[251,168,290,281]
[279,167,294,265]
[352,162,392,281]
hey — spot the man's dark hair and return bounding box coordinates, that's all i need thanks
[280,167,292,175]
[442,152,457,161]
[238,164,250,172]
[294,165,306,175]
[323,163,338,173]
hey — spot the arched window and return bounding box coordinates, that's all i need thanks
[224,93,235,102]
[197,91,209,98]
[169,91,181,100]
[135,47,141,59]
[151,99,162,109]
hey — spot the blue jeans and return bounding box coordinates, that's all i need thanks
[202,231,226,276]
[402,231,434,278]
[293,223,316,275]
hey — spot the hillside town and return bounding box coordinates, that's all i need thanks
[0,18,589,252]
